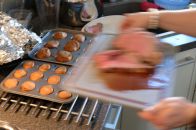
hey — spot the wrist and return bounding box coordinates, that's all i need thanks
[147,11,160,29]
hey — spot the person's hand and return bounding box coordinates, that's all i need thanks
[138,97,196,130]
[120,12,150,31]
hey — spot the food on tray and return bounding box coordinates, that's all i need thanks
[30,71,44,81]
[3,78,18,89]
[44,40,59,48]
[55,66,67,74]
[58,90,72,99]
[93,50,155,90]
[36,47,51,59]
[53,32,67,40]
[39,64,51,72]
[85,23,103,34]
[73,34,85,43]
[112,31,163,65]
[93,50,154,74]
[93,30,164,90]
[64,39,80,52]
[39,85,54,95]
[20,81,36,92]
[47,75,61,84]
[55,50,72,62]
[0,59,73,103]
[23,61,35,69]
[13,69,27,78]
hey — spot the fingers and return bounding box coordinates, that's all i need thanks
[120,17,133,31]
[138,97,194,130]
[120,14,137,31]
[120,12,150,31]
[138,110,154,121]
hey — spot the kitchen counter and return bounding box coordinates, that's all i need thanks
[157,31,196,52]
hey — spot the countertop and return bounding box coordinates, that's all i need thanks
[157,31,196,52]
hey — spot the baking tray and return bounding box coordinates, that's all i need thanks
[0,60,75,104]
[29,28,94,65]
[63,34,176,109]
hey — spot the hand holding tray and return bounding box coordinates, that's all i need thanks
[62,33,176,109]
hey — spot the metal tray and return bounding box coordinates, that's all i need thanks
[29,28,94,65]
[0,60,75,104]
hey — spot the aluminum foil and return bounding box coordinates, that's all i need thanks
[0,33,24,65]
[0,12,41,65]
[0,12,12,25]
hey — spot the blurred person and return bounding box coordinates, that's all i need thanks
[118,8,196,129]
[138,97,196,130]
[121,9,196,37]
[110,29,196,129]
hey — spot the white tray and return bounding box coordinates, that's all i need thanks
[62,34,176,109]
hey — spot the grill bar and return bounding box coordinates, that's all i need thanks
[76,97,88,123]
[87,99,98,125]
[42,102,53,116]
[11,97,22,110]
[21,99,32,112]
[53,104,64,118]
[1,94,11,108]
[0,92,7,104]
[0,92,98,125]
[31,101,42,115]
[64,95,79,120]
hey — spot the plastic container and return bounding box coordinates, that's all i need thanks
[154,0,190,10]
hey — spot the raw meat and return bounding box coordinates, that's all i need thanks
[93,50,154,75]
[112,31,163,65]
[85,23,103,34]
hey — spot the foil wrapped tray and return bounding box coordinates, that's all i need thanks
[0,12,41,65]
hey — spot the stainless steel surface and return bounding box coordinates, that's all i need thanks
[64,95,79,120]
[87,99,99,125]
[158,31,196,50]
[76,97,88,123]
[102,104,122,130]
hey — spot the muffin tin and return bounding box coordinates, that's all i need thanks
[0,60,75,103]
[29,28,94,65]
